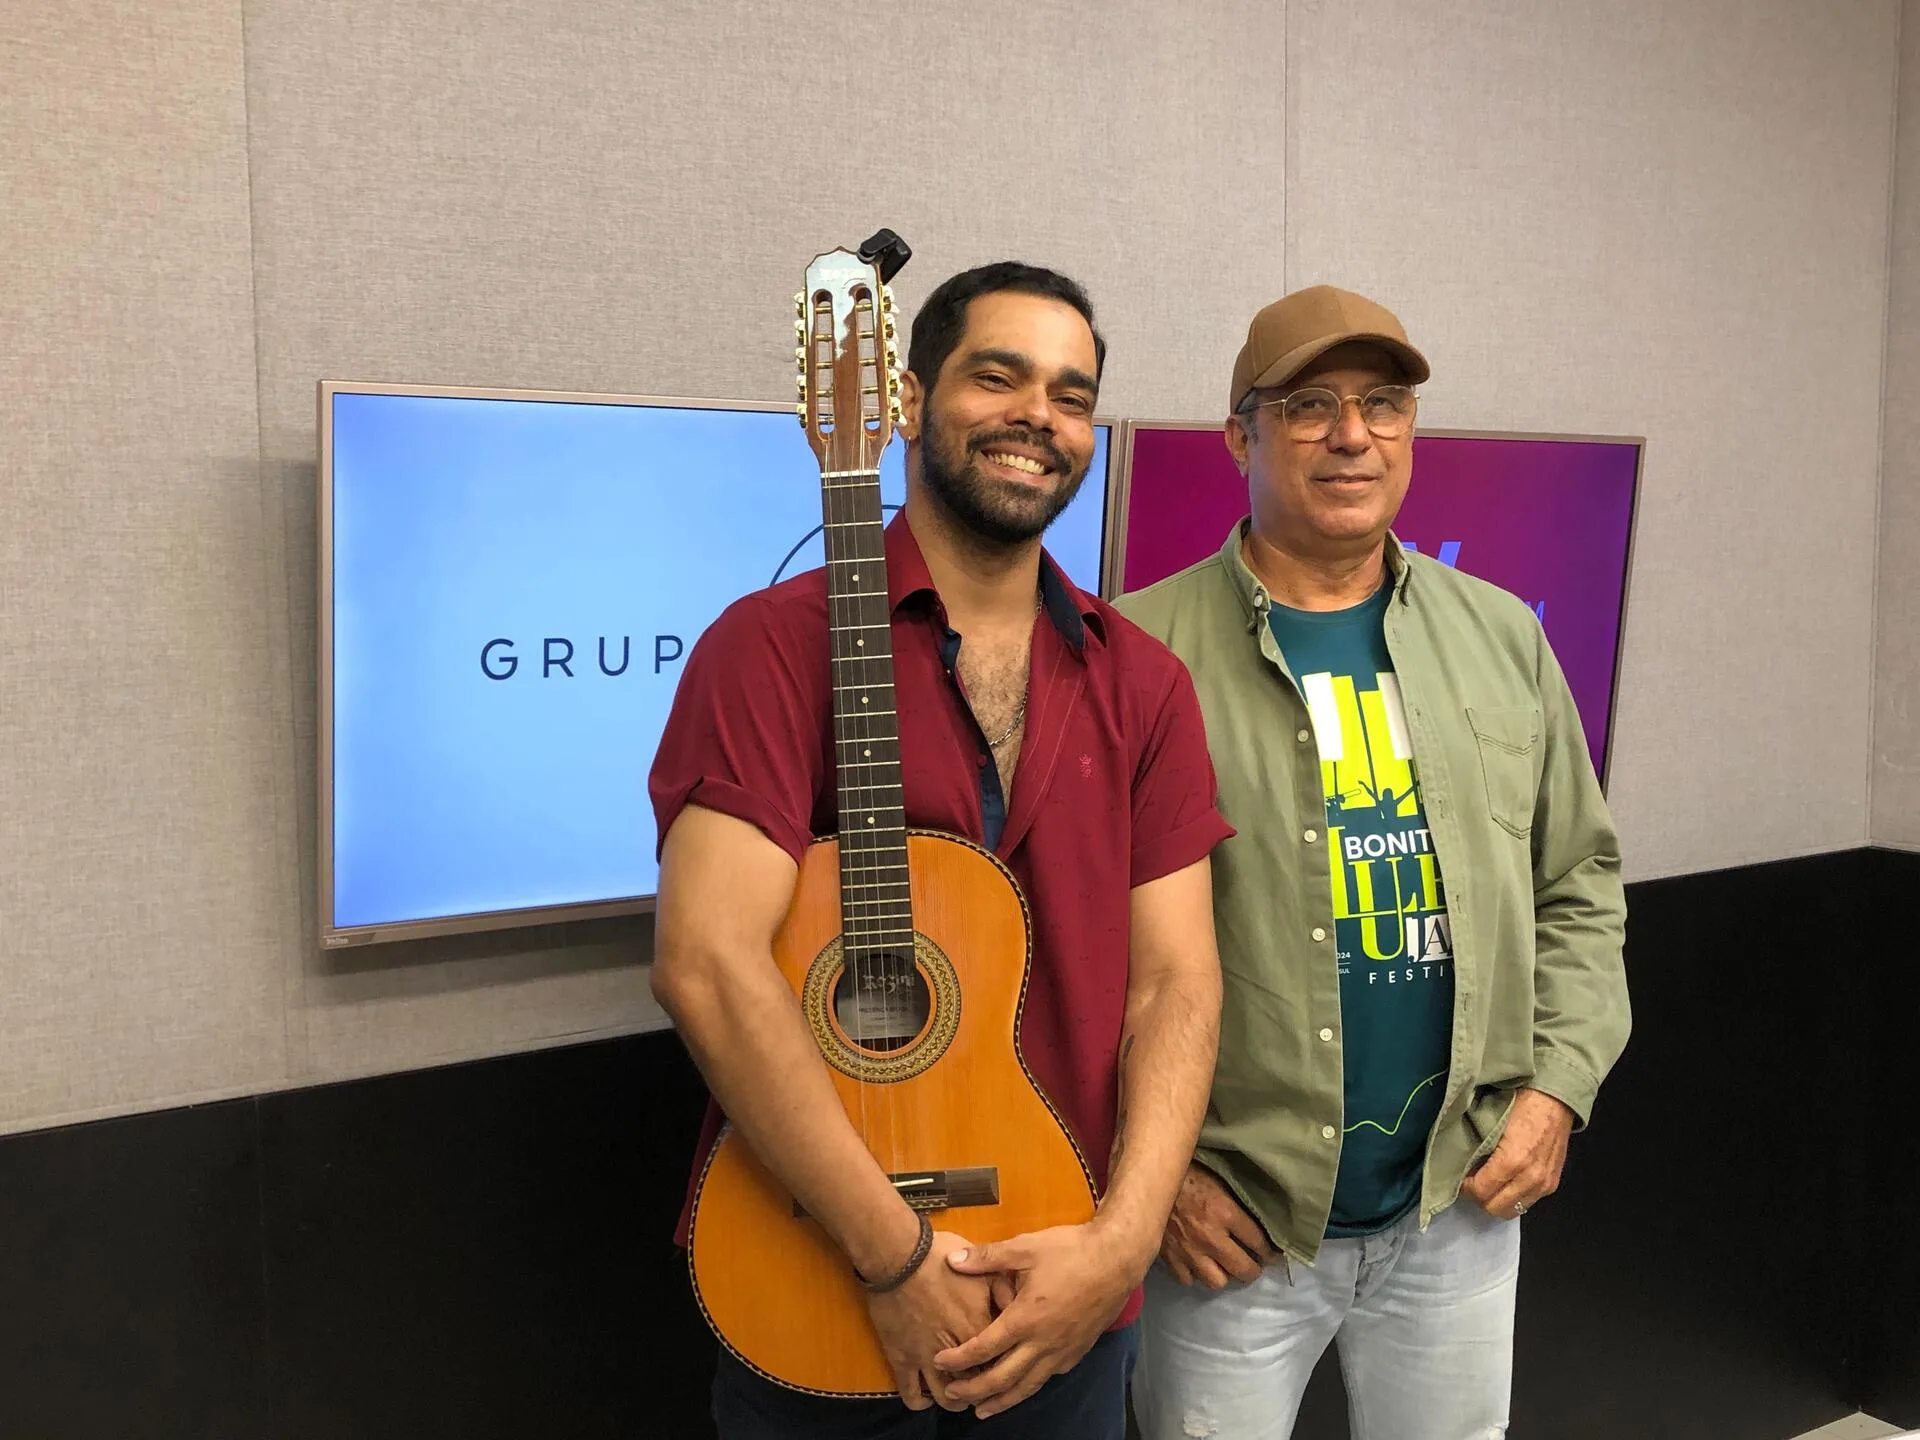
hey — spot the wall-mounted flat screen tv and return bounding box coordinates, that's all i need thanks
[1116,421,1641,788]
[317,383,1121,945]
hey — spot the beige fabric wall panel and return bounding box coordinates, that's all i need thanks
[1286,0,1898,881]
[0,3,291,1127]
[6,0,1893,1127]
[1877,0,1920,850]
[242,0,1284,1082]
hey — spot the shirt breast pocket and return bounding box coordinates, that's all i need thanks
[1467,705,1540,839]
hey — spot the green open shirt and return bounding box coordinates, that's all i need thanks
[1113,521,1630,1265]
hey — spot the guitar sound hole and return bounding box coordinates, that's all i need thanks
[833,953,930,1053]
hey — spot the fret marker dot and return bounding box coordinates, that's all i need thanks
[863,748,871,757]
[851,573,860,582]
[861,695,868,705]
[866,816,875,825]
[856,639,864,647]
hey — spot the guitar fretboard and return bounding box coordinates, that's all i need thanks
[820,468,912,954]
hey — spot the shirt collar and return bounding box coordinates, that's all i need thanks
[885,509,1098,651]
[1215,516,1413,628]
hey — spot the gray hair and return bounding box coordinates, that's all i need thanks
[1232,392,1267,439]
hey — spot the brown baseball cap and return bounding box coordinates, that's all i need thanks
[1228,284,1430,415]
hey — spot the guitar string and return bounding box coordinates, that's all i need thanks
[867,294,904,1180]
[877,307,899,1175]
[838,389,880,1162]
[857,294,898,1180]
[856,319,885,1167]
[818,297,868,1168]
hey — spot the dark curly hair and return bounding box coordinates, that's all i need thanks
[906,261,1106,398]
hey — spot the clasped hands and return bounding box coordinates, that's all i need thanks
[870,1092,1576,1413]
[866,1219,1141,1419]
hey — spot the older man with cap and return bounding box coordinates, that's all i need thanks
[1113,286,1630,1438]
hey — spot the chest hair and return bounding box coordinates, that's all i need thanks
[956,630,1031,801]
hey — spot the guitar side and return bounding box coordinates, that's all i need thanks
[685,830,1098,1397]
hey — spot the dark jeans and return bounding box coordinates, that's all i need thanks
[711,1324,1137,1440]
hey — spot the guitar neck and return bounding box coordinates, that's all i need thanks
[821,468,912,951]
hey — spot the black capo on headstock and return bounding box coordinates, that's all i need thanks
[858,229,911,283]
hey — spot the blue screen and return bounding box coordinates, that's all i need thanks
[326,390,1112,932]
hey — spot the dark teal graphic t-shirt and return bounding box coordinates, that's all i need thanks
[1268,583,1455,1237]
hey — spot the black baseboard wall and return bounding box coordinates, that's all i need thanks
[1857,847,1920,1423]
[0,848,1909,1439]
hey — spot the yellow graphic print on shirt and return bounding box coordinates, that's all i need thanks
[1301,669,1453,973]
[1293,661,1454,1235]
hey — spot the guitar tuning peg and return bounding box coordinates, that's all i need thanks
[796,401,809,423]
[796,374,808,394]
[795,345,807,364]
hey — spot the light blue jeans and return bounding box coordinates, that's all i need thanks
[1131,1200,1519,1440]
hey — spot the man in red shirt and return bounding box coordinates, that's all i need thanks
[648,261,1232,1437]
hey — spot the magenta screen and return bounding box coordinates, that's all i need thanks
[1118,426,1639,782]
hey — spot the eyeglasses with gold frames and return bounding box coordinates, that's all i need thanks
[1239,384,1418,442]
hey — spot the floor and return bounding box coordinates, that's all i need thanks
[1792,1417,1912,1439]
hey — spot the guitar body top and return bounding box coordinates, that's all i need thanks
[686,830,1098,1397]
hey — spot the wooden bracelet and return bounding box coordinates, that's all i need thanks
[860,1211,933,1294]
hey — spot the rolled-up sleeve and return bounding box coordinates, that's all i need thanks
[648,593,827,865]
[1128,653,1236,887]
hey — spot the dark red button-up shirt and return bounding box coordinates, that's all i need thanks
[649,510,1232,1327]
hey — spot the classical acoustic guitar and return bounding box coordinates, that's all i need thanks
[684,240,1098,1396]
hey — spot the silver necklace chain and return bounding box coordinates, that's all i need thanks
[986,694,1027,749]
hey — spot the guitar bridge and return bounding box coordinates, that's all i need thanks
[791,1166,999,1218]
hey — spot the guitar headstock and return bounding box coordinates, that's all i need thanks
[795,247,901,472]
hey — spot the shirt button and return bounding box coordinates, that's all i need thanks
[1303,828,1318,844]
[1296,729,1311,744]
[975,755,988,768]
[1319,1027,1334,1042]
[1311,927,1327,942]
[1321,1125,1337,1140]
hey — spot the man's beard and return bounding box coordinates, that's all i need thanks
[918,420,1089,546]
